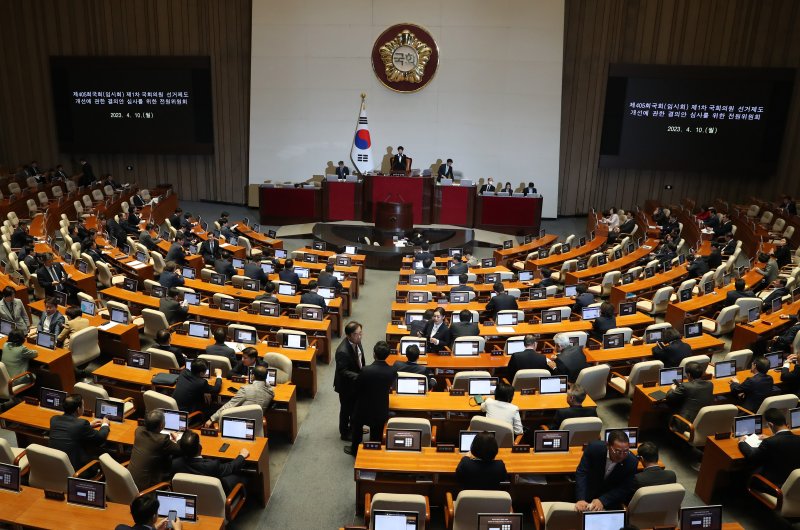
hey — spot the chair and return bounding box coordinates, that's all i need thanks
[219,404,266,437]
[73,382,135,418]
[550,259,577,283]
[628,483,686,528]
[587,271,621,297]
[143,390,179,413]
[745,204,760,218]
[670,279,696,302]
[365,493,429,530]
[747,468,800,517]
[605,327,633,343]
[147,348,180,370]
[0,362,35,401]
[96,262,126,288]
[679,354,711,373]
[171,473,246,521]
[532,498,579,530]
[669,404,738,448]
[26,199,38,218]
[70,326,101,367]
[760,211,774,226]
[98,453,167,504]
[151,251,166,274]
[450,371,491,391]
[511,369,552,391]
[609,360,663,399]
[263,352,293,384]
[237,235,262,259]
[0,438,29,475]
[385,418,435,447]
[107,300,144,327]
[750,394,799,416]
[141,308,169,339]
[453,335,486,352]
[26,444,78,492]
[575,364,611,401]
[699,306,739,336]
[559,417,603,446]
[552,331,588,348]
[734,297,762,322]
[103,185,115,197]
[722,349,753,371]
[444,490,512,530]
[636,286,674,315]
[198,354,232,378]
[468,416,517,448]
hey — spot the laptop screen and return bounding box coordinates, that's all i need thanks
[734,415,763,437]
[506,339,525,355]
[261,262,274,274]
[644,329,664,344]
[765,352,784,369]
[477,513,523,530]
[162,409,189,432]
[110,308,129,324]
[210,273,225,286]
[300,306,323,321]
[128,350,151,369]
[684,322,702,338]
[467,377,497,396]
[447,274,460,285]
[318,287,335,299]
[243,279,259,292]
[76,259,89,273]
[409,274,427,286]
[496,313,517,326]
[220,416,256,440]
[533,430,570,452]
[40,387,67,411]
[233,328,257,344]
[679,289,692,302]
[156,491,197,522]
[748,306,760,322]
[295,267,310,279]
[454,341,480,356]
[0,319,12,337]
[680,505,722,530]
[122,278,137,292]
[372,510,418,530]
[539,376,568,394]
[459,430,494,452]
[583,510,627,530]
[36,331,56,349]
[151,285,167,298]
[232,257,244,269]
[400,339,426,355]
[529,287,546,300]
[564,284,577,297]
[67,477,105,509]
[659,367,684,386]
[450,291,469,304]
[259,302,280,317]
[0,463,20,492]
[344,245,358,255]
[220,298,240,312]
[541,310,562,323]
[582,306,601,320]
[485,273,500,284]
[181,266,196,279]
[396,376,426,395]
[282,333,307,349]
[277,283,296,296]
[517,270,533,282]
[602,333,624,349]
[183,292,201,305]
[80,300,96,316]
[604,427,639,448]
[385,429,422,452]
[274,249,287,259]
[772,297,782,314]
[188,322,210,339]
[618,301,636,316]
[714,360,737,379]
[790,407,800,429]
[95,398,124,422]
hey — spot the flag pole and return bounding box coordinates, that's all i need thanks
[350,93,366,177]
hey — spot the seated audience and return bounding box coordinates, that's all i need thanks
[651,327,692,368]
[591,302,617,341]
[552,334,588,383]
[171,430,249,493]
[115,493,183,530]
[393,344,436,389]
[480,382,523,436]
[738,407,800,488]
[666,361,713,423]
[57,305,90,348]
[725,278,755,305]
[128,410,182,490]
[729,356,774,413]
[49,394,109,469]
[506,334,553,383]
[159,288,189,325]
[633,442,676,488]
[0,329,37,381]
[173,359,222,415]
[549,385,597,429]
[485,282,518,318]
[205,327,237,364]
[152,329,187,367]
[455,431,509,490]
[158,261,184,289]
[449,309,480,340]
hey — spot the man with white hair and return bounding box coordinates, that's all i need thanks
[552,334,588,383]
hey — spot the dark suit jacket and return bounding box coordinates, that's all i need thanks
[199,239,221,263]
[414,251,433,262]
[456,457,508,490]
[739,430,800,486]
[437,164,453,179]
[334,339,365,395]
[523,186,538,196]
[317,271,342,291]
[651,339,692,368]
[335,166,350,179]
[213,258,236,280]
[634,466,677,489]
[486,293,518,317]
[618,218,636,235]
[763,288,789,309]
[451,284,475,294]
[131,194,146,208]
[353,360,397,422]
[781,363,800,394]
[394,360,436,388]
[37,311,66,336]
[422,320,451,353]
[392,154,407,171]
[731,372,774,413]
[36,263,68,294]
[687,259,710,279]
[159,270,184,289]
[666,379,714,422]
[205,343,237,364]
[159,298,189,325]
[300,291,327,310]
[138,231,158,251]
[725,289,755,306]
[575,440,637,509]
[450,322,480,340]
[49,414,109,469]
[278,269,301,289]
[592,316,617,340]
[243,262,268,286]
[171,454,246,484]
[106,219,127,244]
[714,221,733,237]
[479,184,496,193]
[549,405,597,430]
[507,348,551,382]
[448,261,468,275]
[153,343,186,367]
[554,345,588,383]
[11,229,29,249]
[172,370,222,413]
[165,243,187,265]
[128,427,182,490]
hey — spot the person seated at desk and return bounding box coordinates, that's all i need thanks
[346,341,397,455]
[206,327,237,365]
[754,252,779,292]
[720,233,737,256]
[409,308,433,336]
[0,329,37,382]
[131,189,147,209]
[633,442,676,489]
[652,207,668,228]
[391,146,408,172]
[121,208,141,235]
[255,281,279,303]
[198,235,222,265]
[393,344,436,390]
[173,359,222,416]
[243,258,269,287]
[138,223,160,252]
[0,286,30,332]
[571,284,595,313]
[738,407,800,489]
[336,160,350,180]
[437,158,453,181]
[116,493,183,530]
[152,329,187,367]
[666,361,713,424]
[34,296,65,337]
[685,254,710,279]
[165,233,188,265]
[129,410,182,490]
[279,258,302,289]
[451,273,475,294]
[420,307,451,354]
[300,280,327,311]
[523,182,537,196]
[552,334,588,383]
[762,277,790,308]
[507,334,553,383]
[780,352,800,394]
[57,305,89,349]
[486,282,518,318]
[49,394,110,470]
[106,217,128,247]
[651,327,692,368]
[599,207,620,232]
[414,257,435,276]
[10,221,32,249]
[706,247,723,270]
[771,310,800,352]
[654,241,677,266]
[414,242,433,263]
[479,178,496,194]
[318,263,343,292]
[456,431,508,491]
[448,253,468,275]
[219,218,235,241]
[480,382,523,436]
[159,288,189,325]
[37,253,69,298]
[774,238,792,268]
[591,302,617,341]
[230,347,268,376]
[171,430,249,494]
[729,356,774,413]
[450,309,480,340]
[725,278,755,305]
[714,214,734,238]
[660,213,679,239]
[574,430,637,512]
[214,250,236,280]
[159,261,185,289]
[780,195,798,216]
[548,384,596,429]
[500,182,513,196]
[537,268,556,288]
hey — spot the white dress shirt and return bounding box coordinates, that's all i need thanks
[480,398,523,435]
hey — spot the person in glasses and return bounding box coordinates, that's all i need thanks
[574,430,637,512]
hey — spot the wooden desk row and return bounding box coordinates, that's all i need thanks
[563,238,661,284]
[492,234,558,266]
[730,297,800,351]
[523,235,608,272]
[609,263,690,307]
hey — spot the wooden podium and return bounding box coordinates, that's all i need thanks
[363,174,433,225]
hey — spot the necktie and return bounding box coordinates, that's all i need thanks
[355,345,362,369]
[49,267,57,281]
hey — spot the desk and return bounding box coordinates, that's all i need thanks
[259,185,322,225]
[323,179,363,221]
[564,238,660,284]
[585,334,724,365]
[493,234,558,267]
[475,195,542,236]
[399,265,510,278]
[433,185,475,227]
[694,436,752,504]
[0,402,272,506]
[609,264,689,307]
[33,241,98,298]
[0,336,75,392]
[730,298,800,351]
[235,222,283,250]
[525,236,607,272]
[364,175,433,225]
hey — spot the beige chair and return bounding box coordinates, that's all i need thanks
[468,416,517,448]
[670,279,697,302]
[636,286,674,315]
[98,453,167,504]
[172,473,246,521]
[510,369,552,391]
[198,354,232,378]
[73,382,135,418]
[751,394,799,416]
[605,327,633,343]
[365,493,429,530]
[147,348,180,370]
[747,468,800,517]
[151,251,166,274]
[532,498,579,530]
[27,444,81,491]
[70,326,101,367]
[453,335,486,352]
[386,418,436,447]
[609,360,663,399]
[550,259,577,283]
[496,309,524,323]
[107,300,144,327]
[587,270,621,297]
[552,331,588,348]
[628,483,686,528]
[141,308,169,339]
[559,417,603,446]
[699,306,739,335]
[218,404,266,437]
[670,404,739,448]
[444,490,512,530]
[734,297,762,322]
[96,262,126,288]
[450,371,491,391]
[575,364,611,401]
[143,390,179,413]
[722,349,753,372]
[679,354,711,373]
[263,351,292,384]
[237,235,262,259]
[0,438,29,475]
[276,329,307,348]
[550,306,572,320]
[0,361,36,401]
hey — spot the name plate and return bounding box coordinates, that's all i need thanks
[490,349,504,356]
[521,388,536,395]
[230,375,247,383]
[44,490,66,501]
[201,428,219,437]
[436,444,455,453]
[23,396,39,406]
[449,389,465,396]
[113,357,126,365]
[512,444,531,453]
[362,441,381,450]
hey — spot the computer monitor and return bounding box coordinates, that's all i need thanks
[260,262,274,274]
[602,332,624,349]
[40,387,67,411]
[714,360,737,379]
[449,247,463,257]
[684,322,702,338]
[181,266,196,279]
[703,280,715,294]
[604,427,639,448]
[535,376,566,395]
[188,244,198,255]
[482,258,496,268]
[155,491,197,522]
[95,398,124,423]
[581,306,601,320]
[644,266,655,278]
[318,287,335,300]
[259,302,280,317]
[0,319,13,336]
[582,510,627,530]
[162,409,189,432]
[495,312,518,326]
[627,242,636,254]
[219,298,240,312]
[231,257,245,270]
[679,505,722,530]
[120,243,131,256]
[663,261,673,272]
[404,312,424,326]
[344,245,358,255]
[407,293,428,306]
[277,283,296,296]
[333,270,346,281]
[458,430,495,452]
[409,274,427,285]
[76,259,89,273]
[454,340,480,356]
[135,250,147,264]
[122,277,137,292]
[564,284,578,297]
[312,241,325,251]
[505,338,525,355]
[182,292,200,306]
[485,273,500,284]
[108,236,118,248]
[282,333,307,349]
[679,289,693,302]
[385,429,423,452]
[228,236,238,246]
[678,253,687,265]
[151,285,167,298]
[110,308,129,324]
[533,430,570,452]
[450,291,469,304]
[562,243,571,253]
[599,254,609,265]
[541,309,562,324]
[577,260,588,271]
[794,286,800,302]
[618,301,636,316]
[396,376,427,395]
[765,351,784,369]
[300,306,323,321]
[128,350,151,370]
[67,477,106,509]
[659,367,684,386]
[53,291,68,307]
[537,249,549,259]
[771,297,782,314]
[644,328,664,344]
[789,407,800,429]
[210,273,225,286]
[220,416,256,440]
[0,463,20,492]
[518,270,533,282]
[274,249,287,259]
[233,328,258,344]
[295,267,310,279]
[529,287,546,300]
[446,274,460,285]
[747,306,760,323]
[187,322,210,339]
[36,331,56,349]
[372,510,419,530]
[477,513,522,530]
[467,377,498,396]
[734,414,763,437]
[578,236,587,247]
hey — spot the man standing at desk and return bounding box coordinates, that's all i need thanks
[346,341,397,456]
[335,161,350,180]
[392,146,408,173]
[437,158,453,181]
[575,431,637,512]
[335,321,366,443]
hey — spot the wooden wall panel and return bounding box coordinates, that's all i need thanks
[559,0,800,215]
[0,0,251,204]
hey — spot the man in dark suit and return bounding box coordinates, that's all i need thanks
[421,307,451,354]
[37,297,66,336]
[686,254,710,279]
[255,281,279,303]
[106,217,128,247]
[714,214,734,238]
[725,278,755,306]
[10,222,31,249]
[230,347,269,377]
[205,327,237,365]
[552,334,588,383]
[414,243,433,263]
[152,329,186,367]
[772,311,800,352]
[571,283,595,313]
[762,278,790,309]
[720,234,737,256]
[300,280,327,310]
[409,309,433,336]
[414,258,435,275]
[171,430,248,493]
[729,357,775,413]
[450,309,480,340]
[437,158,453,181]
[574,431,637,512]
[335,161,350,180]
[634,442,677,489]
[128,411,182,490]
[591,302,617,341]
[53,164,69,181]
[36,253,68,297]
[78,158,95,186]
[138,224,159,251]
[479,178,496,194]
[158,261,184,289]
[394,344,436,389]
[165,233,188,265]
[537,268,556,288]
[173,359,222,415]
[523,182,537,196]
[391,146,408,172]
[485,282,518,318]
[243,259,268,287]
[213,251,236,280]
[169,208,184,230]
[651,327,692,368]
[448,254,468,275]
[317,263,343,291]
[115,493,182,530]
[121,209,141,235]
[131,190,146,208]
[548,385,597,429]
[347,341,397,455]
[666,361,713,423]
[507,334,553,383]
[334,322,366,441]
[739,407,800,488]
[49,394,110,469]
[279,258,302,289]
[199,236,221,265]
[780,195,798,216]
[451,274,475,294]
[159,288,189,325]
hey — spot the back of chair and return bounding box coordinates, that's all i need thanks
[553,331,588,348]
[734,297,762,322]
[219,404,265,437]
[27,444,74,491]
[538,501,580,530]
[651,286,675,312]
[70,326,100,367]
[560,417,603,446]
[628,483,686,528]
[453,490,512,530]
[369,493,428,530]
[723,349,753,371]
[511,369,551,391]
[605,327,632,343]
[147,348,180,370]
[679,354,711,373]
[453,335,486,352]
[141,308,169,338]
[263,352,292,383]
[0,438,18,464]
[386,418,433,447]
[780,469,800,517]
[625,360,664,398]
[198,354,232,378]
[716,306,740,334]
[99,453,139,504]
[172,473,227,518]
[451,371,491,391]
[756,394,799,416]
[691,404,739,447]
[469,416,514,448]
[73,382,109,412]
[143,390,178,413]
[575,364,611,401]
